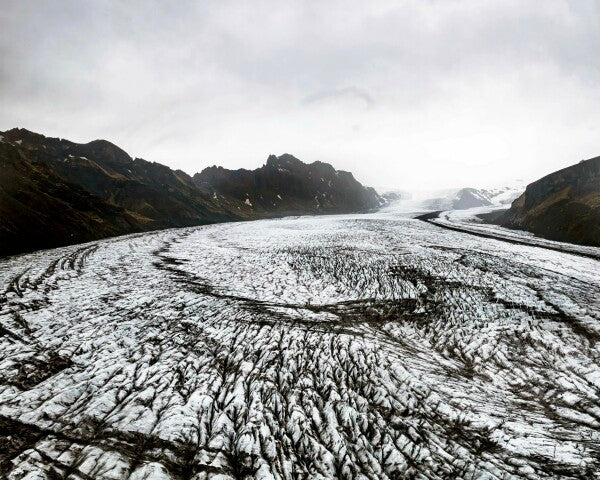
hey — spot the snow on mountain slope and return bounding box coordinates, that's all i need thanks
[1,213,599,479]
[383,183,525,212]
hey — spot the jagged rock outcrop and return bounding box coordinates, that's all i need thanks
[194,153,385,216]
[499,156,600,247]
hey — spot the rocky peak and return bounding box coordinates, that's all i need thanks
[83,139,132,165]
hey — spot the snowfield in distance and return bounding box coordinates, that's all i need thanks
[1,208,600,479]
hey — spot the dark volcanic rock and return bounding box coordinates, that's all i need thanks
[194,153,385,216]
[0,128,240,229]
[0,141,147,257]
[0,129,383,256]
[499,156,600,247]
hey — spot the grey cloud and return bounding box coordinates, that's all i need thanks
[301,87,374,107]
[1,0,600,189]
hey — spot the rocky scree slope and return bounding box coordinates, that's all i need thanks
[0,128,383,256]
[498,156,600,247]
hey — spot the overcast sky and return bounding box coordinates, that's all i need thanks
[1,0,599,190]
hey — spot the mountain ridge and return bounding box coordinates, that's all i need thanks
[0,128,384,256]
[195,153,383,216]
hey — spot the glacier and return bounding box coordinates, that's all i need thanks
[1,208,599,479]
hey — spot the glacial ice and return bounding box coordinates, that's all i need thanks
[0,210,599,479]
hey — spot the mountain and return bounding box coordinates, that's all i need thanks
[0,128,383,256]
[194,154,385,216]
[382,185,524,212]
[498,156,600,247]
[0,141,147,256]
[423,186,524,210]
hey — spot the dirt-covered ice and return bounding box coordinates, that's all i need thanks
[1,211,599,479]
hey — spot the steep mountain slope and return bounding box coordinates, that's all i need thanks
[0,128,383,256]
[499,156,600,246]
[0,128,242,228]
[0,141,147,256]
[194,153,385,216]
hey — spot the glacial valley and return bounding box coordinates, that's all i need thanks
[1,207,600,479]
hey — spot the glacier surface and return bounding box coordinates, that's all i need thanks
[1,209,599,479]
